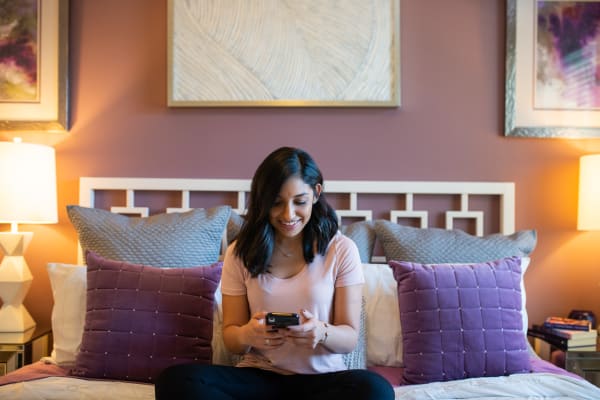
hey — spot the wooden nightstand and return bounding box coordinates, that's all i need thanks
[0,322,52,375]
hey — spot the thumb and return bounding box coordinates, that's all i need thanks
[301,309,314,320]
[252,311,267,323]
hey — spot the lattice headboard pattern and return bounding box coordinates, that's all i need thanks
[79,177,515,262]
[78,177,515,262]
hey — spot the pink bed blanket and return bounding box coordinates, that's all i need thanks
[0,362,69,386]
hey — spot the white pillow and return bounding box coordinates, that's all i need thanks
[47,263,87,366]
[211,284,238,366]
[361,263,403,367]
[519,256,531,334]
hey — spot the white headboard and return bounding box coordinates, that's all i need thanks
[79,177,515,234]
[77,177,515,264]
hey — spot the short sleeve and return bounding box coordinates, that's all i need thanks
[334,233,364,288]
[220,243,248,296]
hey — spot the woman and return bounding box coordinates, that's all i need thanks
[155,147,394,400]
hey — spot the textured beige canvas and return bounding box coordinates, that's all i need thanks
[168,0,400,107]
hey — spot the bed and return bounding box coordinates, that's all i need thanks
[1,177,599,400]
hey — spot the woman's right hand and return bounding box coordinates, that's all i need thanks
[242,311,286,350]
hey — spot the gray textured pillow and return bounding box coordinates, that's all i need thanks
[342,296,368,370]
[374,220,536,264]
[226,210,245,244]
[67,205,230,267]
[341,221,375,263]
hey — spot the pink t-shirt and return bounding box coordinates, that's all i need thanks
[221,231,364,374]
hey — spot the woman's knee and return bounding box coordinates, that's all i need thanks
[156,363,198,383]
[351,370,395,400]
[155,363,211,399]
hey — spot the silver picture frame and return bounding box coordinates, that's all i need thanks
[0,0,69,132]
[505,0,600,138]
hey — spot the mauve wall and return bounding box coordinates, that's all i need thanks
[12,0,600,331]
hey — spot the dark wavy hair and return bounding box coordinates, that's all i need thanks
[234,147,339,277]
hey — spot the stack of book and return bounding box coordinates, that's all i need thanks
[543,316,592,331]
[528,316,598,352]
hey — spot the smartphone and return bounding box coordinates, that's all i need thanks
[266,312,300,328]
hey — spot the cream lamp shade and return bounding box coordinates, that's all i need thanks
[578,154,600,231]
[0,139,57,333]
[0,141,58,228]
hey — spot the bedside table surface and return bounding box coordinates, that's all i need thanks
[0,322,52,346]
[0,322,53,372]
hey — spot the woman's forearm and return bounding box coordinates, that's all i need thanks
[317,321,358,354]
[223,324,251,355]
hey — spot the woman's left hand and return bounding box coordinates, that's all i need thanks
[286,309,328,349]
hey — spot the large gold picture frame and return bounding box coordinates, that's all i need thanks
[167,0,400,107]
[0,0,69,132]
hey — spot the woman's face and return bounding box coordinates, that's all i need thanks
[269,176,321,240]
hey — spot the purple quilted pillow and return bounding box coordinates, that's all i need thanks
[71,251,222,383]
[390,256,531,384]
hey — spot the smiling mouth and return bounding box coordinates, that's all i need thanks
[280,220,300,227]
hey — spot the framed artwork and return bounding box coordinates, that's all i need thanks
[167,0,400,107]
[0,0,69,132]
[506,0,600,138]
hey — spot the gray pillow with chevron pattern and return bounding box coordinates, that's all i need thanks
[374,220,536,264]
[67,205,230,267]
[341,221,376,263]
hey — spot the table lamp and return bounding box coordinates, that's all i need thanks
[578,154,600,231]
[0,139,57,332]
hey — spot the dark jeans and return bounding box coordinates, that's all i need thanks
[155,364,395,400]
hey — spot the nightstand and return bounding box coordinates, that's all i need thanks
[528,327,600,387]
[565,341,600,387]
[0,322,52,375]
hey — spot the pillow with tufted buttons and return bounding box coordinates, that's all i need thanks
[70,251,222,383]
[390,256,531,384]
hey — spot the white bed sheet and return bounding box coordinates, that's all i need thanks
[0,377,153,400]
[394,372,600,400]
[1,372,600,400]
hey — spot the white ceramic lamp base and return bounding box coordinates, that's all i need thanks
[0,232,36,333]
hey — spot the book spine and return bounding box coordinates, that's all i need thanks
[544,328,597,340]
[542,322,590,331]
[534,324,569,339]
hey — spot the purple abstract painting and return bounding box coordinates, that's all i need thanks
[0,0,38,102]
[536,1,600,110]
